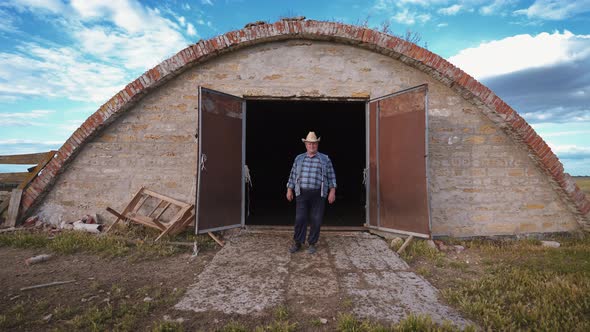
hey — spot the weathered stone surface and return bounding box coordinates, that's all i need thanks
[176,232,469,327]
[33,40,580,237]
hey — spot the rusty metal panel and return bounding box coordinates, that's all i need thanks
[196,87,244,234]
[367,101,378,227]
[369,85,430,236]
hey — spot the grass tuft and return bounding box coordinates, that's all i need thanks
[152,321,184,332]
[336,312,470,331]
[0,232,50,248]
[441,234,590,331]
[399,239,444,264]
[0,230,187,259]
[218,321,248,332]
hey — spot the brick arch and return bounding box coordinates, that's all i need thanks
[21,19,589,227]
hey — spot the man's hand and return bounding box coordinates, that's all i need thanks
[328,188,336,204]
[286,188,294,202]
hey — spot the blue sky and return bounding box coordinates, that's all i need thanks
[0,0,589,175]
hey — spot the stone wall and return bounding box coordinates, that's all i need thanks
[33,40,579,236]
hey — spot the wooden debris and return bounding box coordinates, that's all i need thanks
[208,232,224,247]
[396,235,414,254]
[6,189,23,227]
[105,187,195,241]
[0,150,57,226]
[20,280,76,291]
[0,152,52,165]
[0,227,19,233]
[25,254,53,266]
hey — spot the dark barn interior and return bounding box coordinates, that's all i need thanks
[245,99,366,226]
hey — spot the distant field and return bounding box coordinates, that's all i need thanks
[574,176,590,195]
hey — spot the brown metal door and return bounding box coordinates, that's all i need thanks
[367,84,430,237]
[196,87,245,234]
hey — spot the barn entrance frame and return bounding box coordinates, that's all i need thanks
[195,84,432,238]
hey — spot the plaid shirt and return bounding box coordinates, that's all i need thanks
[287,153,337,190]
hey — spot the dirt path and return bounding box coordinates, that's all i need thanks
[0,246,216,331]
[176,231,469,328]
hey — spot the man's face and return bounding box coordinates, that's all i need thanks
[305,141,318,154]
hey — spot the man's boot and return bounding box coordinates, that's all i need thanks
[289,242,301,253]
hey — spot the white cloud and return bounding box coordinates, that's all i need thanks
[549,144,590,160]
[542,130,590,137]
[0,0,192,103]
[0,110,54,126]
[182,3,191,10]
[70,0,148,34]
[480,0,517,15]
[0,139,63,145]
[448,30,590,79]
[438,4,462,15]
[59,119,85,132]
[514,0,590,20]
[187,23,197,36]
[0,139,63,156]
[0,43,128,102]
[0,9,18,32]
[73,24,188,71]
[201,0,214,5]
[375,0,448,9]
[178,16,186,26]
[7,0,65,13]
[437,22,449,27]
[392,8,431,25]
[449,31,590,126]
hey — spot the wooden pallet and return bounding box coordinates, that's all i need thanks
[105,187,195,241]
[0,150,57,226]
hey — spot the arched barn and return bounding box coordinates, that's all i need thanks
[20,19,589,238]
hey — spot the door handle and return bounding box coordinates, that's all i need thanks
[200,153,207,172]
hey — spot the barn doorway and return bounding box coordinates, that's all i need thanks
[245,99,366,226]
[196,85,430,237]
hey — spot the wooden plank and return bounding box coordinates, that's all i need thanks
[0,200,9,216]
[127,212,166,231]
[105,207,126,220]
[208,232,225,247]
[106,187,145,232]
[20,280,76,291]
[17,151,57,190]
[154,202,171,220]
[6,189,23,227]
[397,235,414,254]
[142,189,191,208]
[0,152,50,165]
[147,199,164,217]
[131,195,149,213]
[0,172,29,185]
[154,205,192,241]
[164,207,195,237]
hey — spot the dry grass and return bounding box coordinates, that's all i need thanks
[0,284,185,331]
[404,234,590,331]
[0,225,216,260]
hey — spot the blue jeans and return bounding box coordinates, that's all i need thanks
[293,189,326,245]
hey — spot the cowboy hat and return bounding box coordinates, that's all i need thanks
[302,131,321,143]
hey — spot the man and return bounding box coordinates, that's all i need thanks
[286,131,337,254]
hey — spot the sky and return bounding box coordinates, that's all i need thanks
[0,0,589,175]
